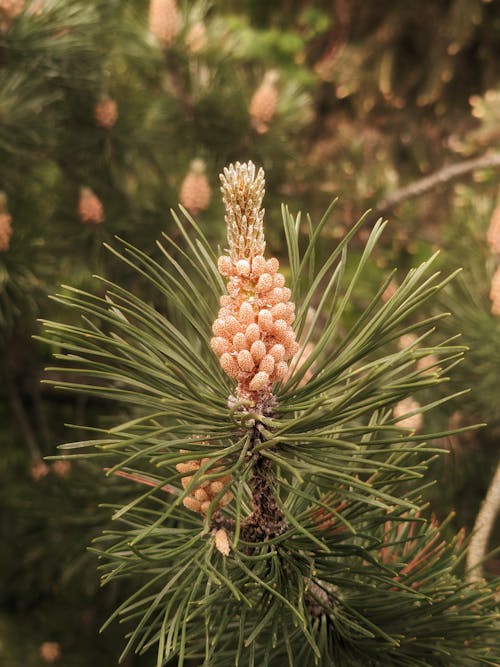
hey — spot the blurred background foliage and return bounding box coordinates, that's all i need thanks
[0,0,499,664]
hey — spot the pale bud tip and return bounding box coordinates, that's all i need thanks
[214,528,231,556]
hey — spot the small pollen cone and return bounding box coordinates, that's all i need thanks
[487,207,500,255]
[0,193,13,252]
[214,528,230,556]
[148,0,180,47]
[94,95,118,129]
[393,397,423,431]
[179,159,211,215]
[249,70,279,134]
[489,267,500,316]
[78,187,104,225]
[175,451,233,515]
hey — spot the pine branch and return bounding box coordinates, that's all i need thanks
[366,151,500,224]
[467,458,500,583]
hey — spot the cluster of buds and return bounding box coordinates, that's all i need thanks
[490,267,500,316]
[211,162,298,404]
[179,158,211,215]
[0,0,24,30]
[148,0,180,47]
[78,187,104,225]
[175,453,233,515]
[0,192,13,252]
[94,95,118,129]
[249,70,279,134]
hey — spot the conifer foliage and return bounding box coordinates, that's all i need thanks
[43,162,499,666]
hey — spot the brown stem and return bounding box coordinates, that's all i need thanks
[366,151,500,225]
[240,426,287,542]
[466,459,500,583]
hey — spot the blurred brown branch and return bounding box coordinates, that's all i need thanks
[466,459,500,583]
[368,151,500,224]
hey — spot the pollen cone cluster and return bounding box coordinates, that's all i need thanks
[94,95,118,129]
[179,158,211,215]
[249,70,279,134]
[148,0,180,47]
[489,267,500,316]
[211,162,298,404]
[175,452,233,515]
[78,187,104,225]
